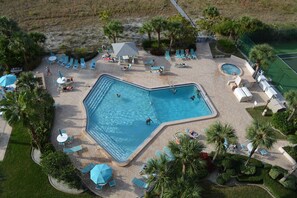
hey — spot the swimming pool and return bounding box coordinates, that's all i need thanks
[220,63,242,75]
[83,75,216,164]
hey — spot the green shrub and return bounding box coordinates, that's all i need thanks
[196,167,209,179]
[269,166,287,180]
[272,111,297,135]
[263,170,296,198]
[222,158,233,170]
[216,175,226,185]
[217,39,236,53]
[283,146,297,161]
[41,151,82,189]
[279,176,297,190]
[240,165,256,175]
[150,48,165,56]
[221,172,231,182]
[236,168,264,183]
[226,169,236,176]
[142,40,153,49]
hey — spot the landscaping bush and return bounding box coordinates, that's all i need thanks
[222,158,233,170]
[240,165,256,175]
[269,166,287,180]
[150,48,165,56]
[217,39,236,53]
[196,167,209,179]
[41,151,82,189]
[221,172,231,182]
[65,48,98,62]
[279,176,297,190]
[216,175,226,185]
[226,169,236,176]
[263,170,296,198]
[272,111,297,135]
[142,40,153,50]
[283,146,297,161]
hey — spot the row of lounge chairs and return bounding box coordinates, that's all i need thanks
[175,49,197,60]
[56,55,96,70]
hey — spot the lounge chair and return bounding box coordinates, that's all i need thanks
[139,164,147,175]
[224,138,229,149]
[190,48,197,59]
[165,51,170,61]
[259,149,269,156]
[144,59,155,66]
[155,150,163,158]
[175,49,181,59]
[227,76,242,87]
[66,58,74,69]
[163,146,175,161]
[150,66,164,74]
[109,179,116,187]
[62,56,69,66]
[80,58,86,69]
[185,128,199,139]
[180,49,186,59]
[122,64,132,71]
[132,177,148,189]
[63,145,83,154]
[240,144,247,151]
[73,59,79,70]
[90,59,96,69]
[80,163,95,174]
[233,87,252,102]
[57,54,66,65]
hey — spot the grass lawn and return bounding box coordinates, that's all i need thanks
[201,181,271,198]
[0,124,94,198]
[246,106,287,140]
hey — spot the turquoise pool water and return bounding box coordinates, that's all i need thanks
[221,63,241,75]
[84,75,213,163]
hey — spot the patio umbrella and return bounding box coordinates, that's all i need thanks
[0,74,17,87]
[90,164,113,185]
[58,70,63,78]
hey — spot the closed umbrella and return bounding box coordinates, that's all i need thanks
[90,164,113,185]
[0,74,17,87]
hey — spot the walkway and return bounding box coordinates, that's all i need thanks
[36,43,293,197]
[0,117,12,161]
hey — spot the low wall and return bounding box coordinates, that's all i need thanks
[278,147,297,165]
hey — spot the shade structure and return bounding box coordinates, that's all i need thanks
[112,42,139,57]
[0,74,17,87]
[90,164,113,185]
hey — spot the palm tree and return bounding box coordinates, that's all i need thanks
[164,176,202,198]
[16,71,39,91]
[139,21,154,41]
[150,17,167,48]
[205,121,238,161]
[284,90,297,121]
[0,91,41,149]
[165,20,181,51]
[245,121,276,166]
[103,20,124,43]
[249,44,276,77]
[144,154,174,197]
[168,135,205,176]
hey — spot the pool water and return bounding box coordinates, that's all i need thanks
[84,75,213,163]
[221,63,241,75]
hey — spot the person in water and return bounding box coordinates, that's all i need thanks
[146,118,152,125]
[190,95,195,100]
[116,93,121,97]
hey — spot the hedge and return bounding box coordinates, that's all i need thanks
[279,176,297,191]
[272,111,297,135]
[269,166,287,180]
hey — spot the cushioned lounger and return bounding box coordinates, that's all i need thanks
[233,87,247,102]
[241,87,253,100]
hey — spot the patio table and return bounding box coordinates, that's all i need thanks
[57,133,68,143]
[48,56,57,62]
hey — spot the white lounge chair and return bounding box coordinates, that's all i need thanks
[241,87,253,101]
[233,87,252,102]
[227,76,242,86]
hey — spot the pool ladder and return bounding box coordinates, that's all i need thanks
[169,83,177,94]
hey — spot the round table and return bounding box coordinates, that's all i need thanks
[57,133,68,143]
[57,77,67,84]
[49,56,57,62]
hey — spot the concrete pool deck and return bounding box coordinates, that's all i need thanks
[35,43,293,197]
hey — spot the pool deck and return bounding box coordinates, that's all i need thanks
[36,43,294,197]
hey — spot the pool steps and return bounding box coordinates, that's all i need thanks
[84,77,114,116]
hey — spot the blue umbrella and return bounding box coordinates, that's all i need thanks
[58,70,63,78]
[0,74,17,87]
[90,164,113,185]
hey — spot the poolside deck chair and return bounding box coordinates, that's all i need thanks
[90,59,96,69]
[155,150,163,158]
[66,58,74,69]
[109,179,116,187]
[259,148,269,156]
[80,58,86,69]
[62,56,69,65]
[180,49,186,59]
[121,64,132,71]
[80,163,95,174]
[73,59,79,70]
[185,128,199,139]
[175,49,181,58]
[150,66,165,74]
[163,146,175,161]
[63,145,83,154]
[224,138,229,149]
[175,63,189,68]
[57,54,65,65]
[144,59,155,66]
[132,177,148,189]
[190,48,197,59]
[165,51,170,61]
[139,164,147,175]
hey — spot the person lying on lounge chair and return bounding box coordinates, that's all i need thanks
[62,86,73,91]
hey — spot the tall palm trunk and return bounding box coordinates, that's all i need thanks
[182,163,186,176]
[252,61,260,78]
[169,35,174,52]
[212,150,219,162]
[157,31,161,48]
[148,32,151,41]
[287,108,295,121]
[245,147,257,166]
